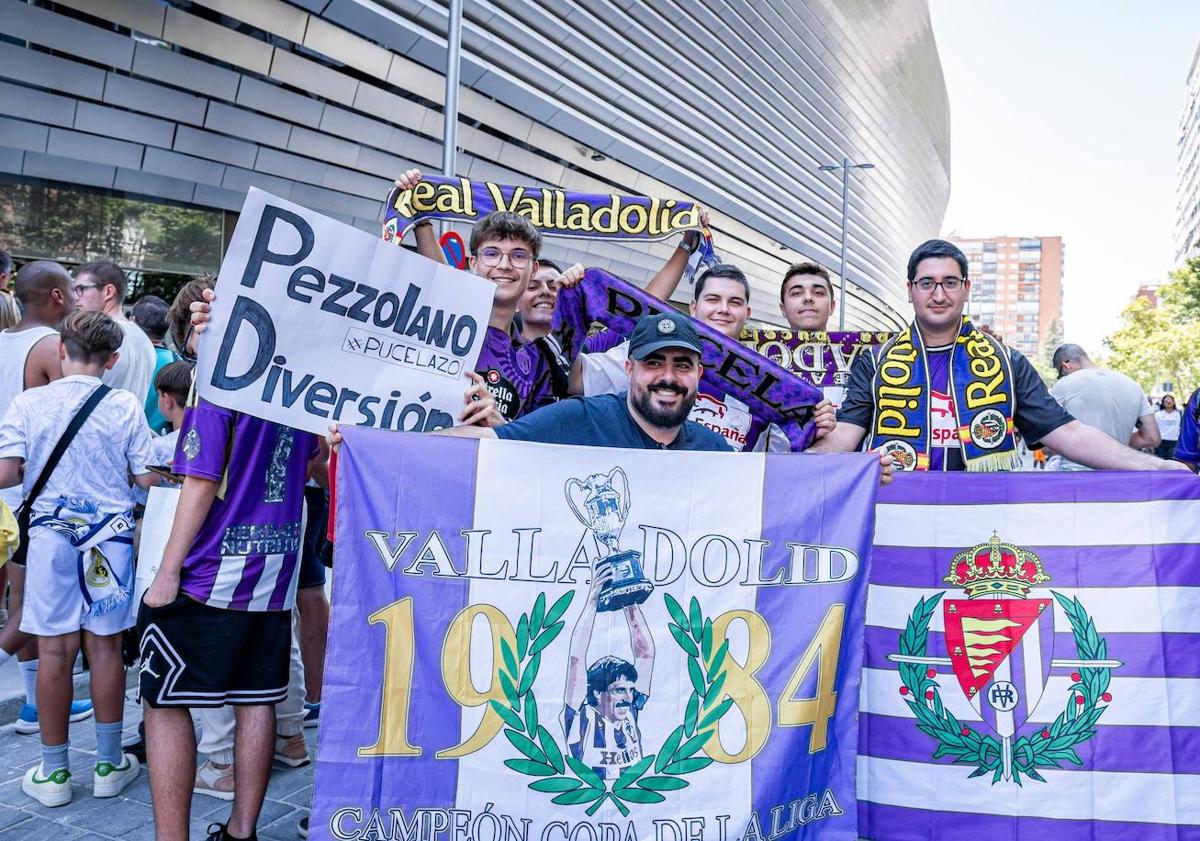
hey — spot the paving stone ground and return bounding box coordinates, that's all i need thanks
[0,686,314,841]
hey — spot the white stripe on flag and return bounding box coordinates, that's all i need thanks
[857,755,1200,825]
[861,667,1200,727]
[866,584,1200,634]
[875,500,1200,547]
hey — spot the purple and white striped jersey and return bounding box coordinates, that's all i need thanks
[174,398,318,612]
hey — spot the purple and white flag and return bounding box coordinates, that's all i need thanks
[312,429,880,840]
[860,471,1200,838]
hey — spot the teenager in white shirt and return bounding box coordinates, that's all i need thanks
[0,311,157,807]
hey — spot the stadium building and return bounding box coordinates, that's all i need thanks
[0,0,950,329]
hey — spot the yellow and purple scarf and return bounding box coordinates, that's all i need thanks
[867,318,1018,472]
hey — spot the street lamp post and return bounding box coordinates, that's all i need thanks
[441,0,463,178]
[818,158,874,330]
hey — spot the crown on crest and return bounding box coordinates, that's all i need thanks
[943,532,1050,598]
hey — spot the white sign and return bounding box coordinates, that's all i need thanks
[135,485,180,606]
[195,188,495,435]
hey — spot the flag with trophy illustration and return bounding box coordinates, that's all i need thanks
[311,429,880,841]
[860,472,1200,838]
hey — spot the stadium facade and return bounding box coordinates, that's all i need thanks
[0,0,950,330]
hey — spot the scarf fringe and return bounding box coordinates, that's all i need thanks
[964,452,1023,472]
[88,587,130,617]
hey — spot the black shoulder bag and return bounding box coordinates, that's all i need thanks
[10,384,112,566]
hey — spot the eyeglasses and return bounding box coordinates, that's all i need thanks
[72,283,100,295]
[477,246,532,269]
[911,277,965,293]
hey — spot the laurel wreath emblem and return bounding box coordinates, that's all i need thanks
[491,592,734,815]
[898,591,1114,785]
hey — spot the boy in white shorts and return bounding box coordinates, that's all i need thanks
[0,311,157,807]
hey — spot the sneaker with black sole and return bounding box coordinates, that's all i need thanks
[94,753,139,798]
[298,815,309,838]
[22,765,72,807]
[14,700,95,735]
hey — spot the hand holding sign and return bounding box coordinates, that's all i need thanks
[195,189,495,436]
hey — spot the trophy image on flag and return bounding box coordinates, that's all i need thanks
[565,467,653,612]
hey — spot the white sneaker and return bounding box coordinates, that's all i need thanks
[22,765,72,807]
[93,753,140,798]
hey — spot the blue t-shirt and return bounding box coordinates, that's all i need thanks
[144,345,179,433]
[495,393,733,451]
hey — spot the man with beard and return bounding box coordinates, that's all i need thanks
[432,312,731,451]
[569,264,834,451]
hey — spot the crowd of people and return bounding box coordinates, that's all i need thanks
[0,170,1197,841]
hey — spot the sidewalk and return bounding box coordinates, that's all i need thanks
[0,684,315,840]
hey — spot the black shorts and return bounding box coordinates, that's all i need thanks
[299,486,332,589]
[137,595,290,708]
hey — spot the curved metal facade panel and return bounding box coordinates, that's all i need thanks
[0,0,948,329]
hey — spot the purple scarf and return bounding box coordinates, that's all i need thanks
[742,327,892,389]
[553,269,824,450]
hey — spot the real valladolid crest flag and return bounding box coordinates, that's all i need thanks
[312,430,880,841]
[860,472,1200,839]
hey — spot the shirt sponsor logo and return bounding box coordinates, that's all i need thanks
[482,368,520,420]
[931,390,960,448]
[690,392,750,449]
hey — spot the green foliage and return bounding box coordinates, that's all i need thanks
[1102,256,1200,394]
[1104,295,1200,395]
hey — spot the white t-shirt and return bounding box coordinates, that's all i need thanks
[1049,367,1151,471]
[103,317,157,401]
[0,375,155,516]
[1156,408,1182,442]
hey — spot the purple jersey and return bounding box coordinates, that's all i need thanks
[477,326,553,421]
[174,398,318,611]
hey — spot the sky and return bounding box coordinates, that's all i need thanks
[930,1,1200,353]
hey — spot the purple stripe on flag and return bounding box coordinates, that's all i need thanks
[879,470,1200,506]
[858,801,1200,841]
[860,712,1200,775]
[869,545,1200,588]
[312,430,477,833]
[750,453,878,840]
[865,626,1200,679]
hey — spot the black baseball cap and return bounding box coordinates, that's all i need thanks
[628,312,704,360]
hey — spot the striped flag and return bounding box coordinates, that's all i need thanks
[860,471,1200,839]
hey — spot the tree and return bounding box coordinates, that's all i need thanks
[1104,293,1200,395]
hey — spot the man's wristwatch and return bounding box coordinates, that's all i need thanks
[679,230,700,254]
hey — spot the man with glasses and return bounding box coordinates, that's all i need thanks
[73,261,157,402]
[809,239,1187,472]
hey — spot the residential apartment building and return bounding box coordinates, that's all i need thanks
[951,236,1064,358]
[1177,41,1200,263]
